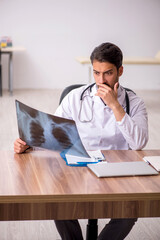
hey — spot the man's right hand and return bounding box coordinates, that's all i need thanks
[14,138,30,153]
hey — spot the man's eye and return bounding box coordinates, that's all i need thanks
[106,71,113,76]
[94,72,99,75]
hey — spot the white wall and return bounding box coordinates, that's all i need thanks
[1,0,160,90]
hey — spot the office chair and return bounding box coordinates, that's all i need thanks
[59,84,98,240]
[59,84,85,104]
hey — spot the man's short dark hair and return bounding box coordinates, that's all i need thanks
[90,42,123,69]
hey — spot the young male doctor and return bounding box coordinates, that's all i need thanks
[14,42,148,240]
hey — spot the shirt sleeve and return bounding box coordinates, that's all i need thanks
[54,93,73,119]
[117,98,148,150]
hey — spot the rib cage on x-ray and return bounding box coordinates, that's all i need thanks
[15,100,89,157]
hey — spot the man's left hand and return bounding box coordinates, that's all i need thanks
[95,82,119,109]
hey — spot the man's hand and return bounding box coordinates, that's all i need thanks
[14,138,30,153]
[95,82,119,108]
[95,82,125,121]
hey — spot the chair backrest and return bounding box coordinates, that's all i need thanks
[123,87,136,95]
[59,84,85,104]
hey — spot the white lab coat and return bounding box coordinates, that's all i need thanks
[55,84,148,151]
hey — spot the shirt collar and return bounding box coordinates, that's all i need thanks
[90,83,97,97]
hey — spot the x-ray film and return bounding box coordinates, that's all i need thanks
[15,100,90,157]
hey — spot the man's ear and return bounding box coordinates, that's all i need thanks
[118,66,123,77]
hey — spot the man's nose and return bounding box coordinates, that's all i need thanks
[99,74,105,84]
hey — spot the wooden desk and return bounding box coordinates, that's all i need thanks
[0,149,160,221]
[0,47,25,96]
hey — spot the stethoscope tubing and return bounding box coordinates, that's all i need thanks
[80,83,130,116]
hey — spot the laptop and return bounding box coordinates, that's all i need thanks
[87,161,158,177]
[143,156,160,172]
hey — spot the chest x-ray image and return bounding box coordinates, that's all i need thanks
[15,100,89,157]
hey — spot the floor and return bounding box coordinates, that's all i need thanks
[0,88,160,240]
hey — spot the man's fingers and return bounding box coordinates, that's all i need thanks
[97,83,110,90]
[96,89,106,97]
[16,138,27,145]
[114,82,119,93]
[14,138,28,153]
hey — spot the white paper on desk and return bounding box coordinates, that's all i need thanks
[65,150,104,164]
[87,150,105,161]
[65,154,98,164]
[143,156,160,171]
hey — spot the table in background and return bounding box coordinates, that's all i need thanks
[76,51,160,84]
[0,149,160,221]
[0,47,25,96]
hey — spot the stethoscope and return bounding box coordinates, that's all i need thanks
[78,83,131,123]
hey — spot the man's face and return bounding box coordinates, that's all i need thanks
[92,61,123,89]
